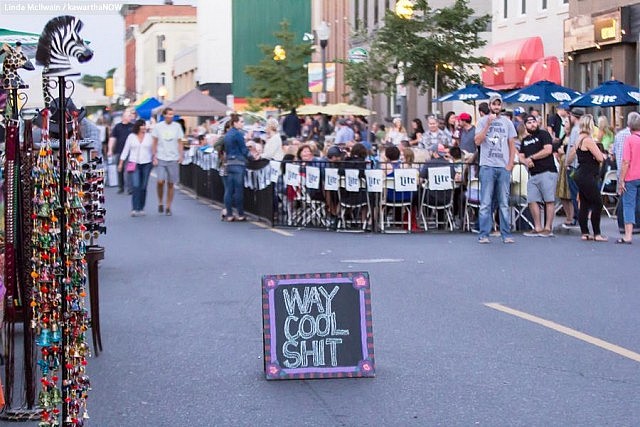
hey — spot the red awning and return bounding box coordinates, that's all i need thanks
[524,56,561,86]
[483,37,545,90]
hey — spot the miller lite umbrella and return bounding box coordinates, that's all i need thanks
[502,80,581,124]
[502,80,580,104]
[569,80,640,108]
[569,80,640,129]
[437,83,500,122]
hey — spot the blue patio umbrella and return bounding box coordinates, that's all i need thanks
[437,83,500,102]
[502,80,580,104]
[569,80,640,108]
[569,80,639,129]
[437,83,501,121]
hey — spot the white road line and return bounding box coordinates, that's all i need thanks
[485,302,640,363]
[340,258,405,263]
[251,221,294,237]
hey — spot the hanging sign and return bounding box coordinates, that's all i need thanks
[262,272,375,380]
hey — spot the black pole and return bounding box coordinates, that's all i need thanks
[57,76,69,427]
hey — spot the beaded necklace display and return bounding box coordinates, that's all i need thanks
[31,108,90,426]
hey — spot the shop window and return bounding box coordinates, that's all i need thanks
[591,60,603,88]
[579,62,590,92]
[603,58,613,81]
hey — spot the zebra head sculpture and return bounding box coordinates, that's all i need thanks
[0,42,35,90]
[36,15,93,77]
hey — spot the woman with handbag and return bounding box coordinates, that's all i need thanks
[118,119,154,217]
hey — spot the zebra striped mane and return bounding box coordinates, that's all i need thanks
[36,15,78,67]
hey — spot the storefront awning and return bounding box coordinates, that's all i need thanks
[483,37,559,90]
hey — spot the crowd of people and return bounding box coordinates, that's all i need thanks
[107,99,640,245]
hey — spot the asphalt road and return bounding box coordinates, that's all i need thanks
[6,176,639,426]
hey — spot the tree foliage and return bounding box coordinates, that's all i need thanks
[79,74,105,89]
[245,20,313,111]
[343,0,491,101]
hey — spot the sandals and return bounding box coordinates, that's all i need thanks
[615,238,632,245]
[581,234,609,242]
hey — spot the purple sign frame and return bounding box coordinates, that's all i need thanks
[262,272,375,380]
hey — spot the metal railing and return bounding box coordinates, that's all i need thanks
[179,151,540,233]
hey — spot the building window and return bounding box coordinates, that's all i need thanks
[157,72,166,90]
[374,0,379,24]
[157,35,166,63]
[355,0,359,31]
[591,60,603,88]
[603,58,613,81]
[364,0,369,30]
[563,0,568,3]
[503,0,508,19]
[521,0,526,15]
[579,63,590,92]
[385,0,390,11]
[541,0,547,10]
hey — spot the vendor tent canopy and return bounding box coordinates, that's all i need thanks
[152,88,229,116]
[0,28,40,58]
[135,97,162,120]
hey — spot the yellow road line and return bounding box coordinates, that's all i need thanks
[485,302,640,363]
[251,221,293,237]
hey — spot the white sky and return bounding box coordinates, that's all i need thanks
[0,0,196,76]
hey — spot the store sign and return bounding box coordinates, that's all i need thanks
[594,12,621,45]
[564,9,625,52]
[348,47,368,63]
[262,272,375,380]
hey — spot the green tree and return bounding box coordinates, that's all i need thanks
[245,20,313,111]
[344,0,491,100]
[79,74,105,89]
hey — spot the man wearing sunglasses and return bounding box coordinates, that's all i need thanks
[519,114,558,237]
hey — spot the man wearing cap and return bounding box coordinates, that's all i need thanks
[458,112,476,155]
[474,94,518,243]
[519,114,558,237]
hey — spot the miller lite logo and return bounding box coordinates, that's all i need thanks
[590,94,617,105]
[517,94,540,102]
[551,92,571,102]
[459,94,479,100]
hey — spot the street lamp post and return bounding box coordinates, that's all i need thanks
[316,21,330,106]
[395,1,413,129]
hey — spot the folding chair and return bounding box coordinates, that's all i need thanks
[463,177,481,232]
[420,166,455,231]
[510,164,535,231]
[380,175,415,233]
[289,178,327,228]
[601,168,619,218]
[337,175,371,231]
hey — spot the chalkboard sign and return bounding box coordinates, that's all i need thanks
[262,272,375,380]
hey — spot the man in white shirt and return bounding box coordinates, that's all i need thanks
[152,108,184,216]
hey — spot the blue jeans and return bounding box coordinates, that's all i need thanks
[622,179,640,225]
[130,162,153,211]
[479,166,512,239]
[224,164,245,216]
